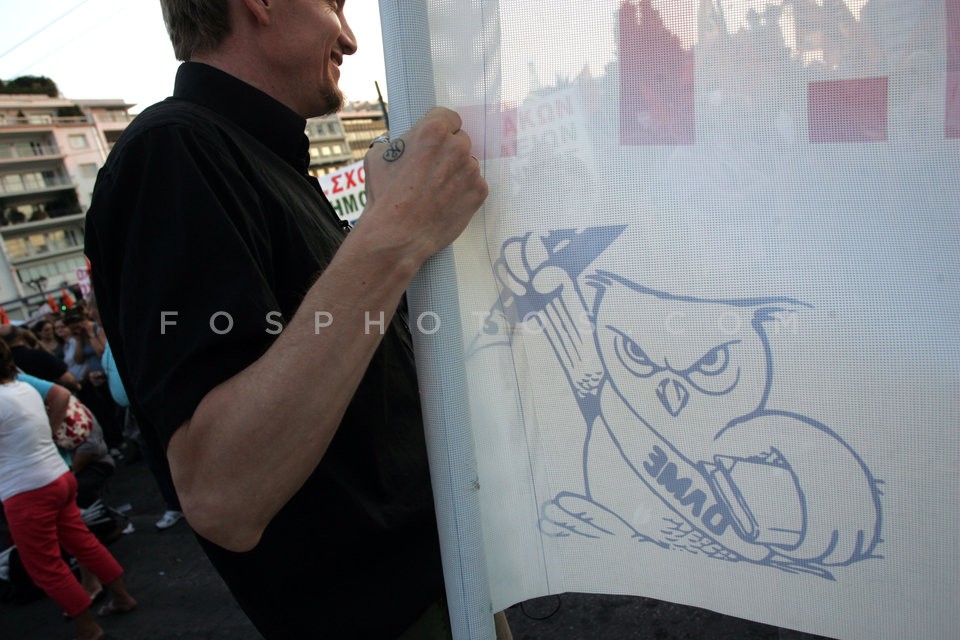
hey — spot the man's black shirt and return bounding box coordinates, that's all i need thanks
[85,62,443,638]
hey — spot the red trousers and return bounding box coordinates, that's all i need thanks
[2,471,123,617]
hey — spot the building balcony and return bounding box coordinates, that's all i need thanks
[8,242,85,267]
[0,144,64,165]
[309,150,354,169]
[307,132,348,143]
[0,115,93,129]
[0,211,84,233]
[0,174,76,197]
[93,111,134,125]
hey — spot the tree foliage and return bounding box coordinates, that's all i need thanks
[0,75,60,97]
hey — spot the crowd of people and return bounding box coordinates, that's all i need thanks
[0,300,183,528]
[8,0,501,636]
[0,298,183,639]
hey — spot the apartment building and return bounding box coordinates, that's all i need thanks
[340,101,389,162]
[306,101,389,176]
[0,94,133,321]
[0,94,381,321]
[305,113,354,177]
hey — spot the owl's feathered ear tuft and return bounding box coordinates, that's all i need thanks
[584,273,612,291]
[752,299,811,332]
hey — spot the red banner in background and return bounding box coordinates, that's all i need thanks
[808,77,888,143]
[619,0,695,145]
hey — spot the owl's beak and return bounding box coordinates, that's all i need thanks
[656,378,689,417]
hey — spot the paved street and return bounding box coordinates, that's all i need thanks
[1,455,829,639]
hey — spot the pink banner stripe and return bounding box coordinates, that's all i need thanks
[456,104,516,160]
[808,77,888,144]
[619,0,695,145]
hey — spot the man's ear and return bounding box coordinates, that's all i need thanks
[239,0,271,25]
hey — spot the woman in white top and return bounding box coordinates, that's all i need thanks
[0,340,136,640]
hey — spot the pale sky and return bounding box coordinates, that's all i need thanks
[0,0,388,112]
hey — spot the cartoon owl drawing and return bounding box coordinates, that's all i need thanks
[484,226,882,578]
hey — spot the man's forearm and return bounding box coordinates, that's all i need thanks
[166,107,485,552]
[167,224,423,552]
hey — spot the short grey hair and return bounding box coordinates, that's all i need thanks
[160,0,232,61]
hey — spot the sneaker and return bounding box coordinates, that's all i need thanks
[155,510,184,530]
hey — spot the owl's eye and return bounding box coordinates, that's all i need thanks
[694,344,730,376]
[612,330,658,378]
[685,341,741,395]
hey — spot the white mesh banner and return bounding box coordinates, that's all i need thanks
[381,1,960,638]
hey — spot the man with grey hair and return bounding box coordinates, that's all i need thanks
[85,0,488,637]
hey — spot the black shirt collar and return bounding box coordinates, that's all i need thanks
[172,62,310,174]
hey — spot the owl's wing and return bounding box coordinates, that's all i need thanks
[713,412,882,567]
